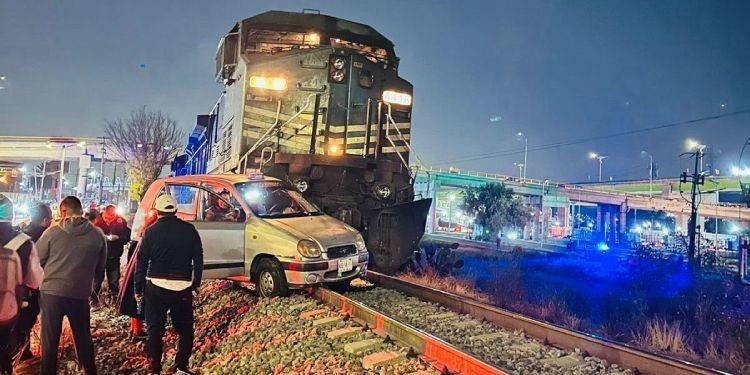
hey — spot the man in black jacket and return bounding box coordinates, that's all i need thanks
[134,194,203,375]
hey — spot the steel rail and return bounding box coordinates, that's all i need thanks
[364,271,729,375]
[314,287,509,375]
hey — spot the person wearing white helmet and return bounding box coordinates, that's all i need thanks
[0,194,43,373]
[134,194,203,375]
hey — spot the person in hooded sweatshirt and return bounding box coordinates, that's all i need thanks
[36,196,107,375]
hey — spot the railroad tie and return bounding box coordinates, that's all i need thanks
[450,320,480,329]
[299,308,328,319]
[540,355,582,369]
[362,351,407,369]
[289,301,316,311]
[327,326,363,339]
[509,342,543,353]
[344,338,383,355]
[312,316,343,327]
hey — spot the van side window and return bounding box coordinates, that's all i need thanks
[165,184,199,221]
[197,188,245,223]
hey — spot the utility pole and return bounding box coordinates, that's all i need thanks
[58,145,67,202]
[647,154,654,197]
[98,138,106,204]
[682,145,706,266]
[447,194,456,233]
[521,133,528,181]
[514,163,524,180]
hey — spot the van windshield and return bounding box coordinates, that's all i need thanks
[235,182,322,218]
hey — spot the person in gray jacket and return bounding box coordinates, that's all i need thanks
[36,196,107,375]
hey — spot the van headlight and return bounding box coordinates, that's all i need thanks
[297,239,322,258]
[355,233,366,252]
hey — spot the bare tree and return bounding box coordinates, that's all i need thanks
[105,106,184,200]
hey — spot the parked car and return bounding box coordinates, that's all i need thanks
[132,173,368,297]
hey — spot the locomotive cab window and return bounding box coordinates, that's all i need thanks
[244,29,320,54]
[331,38,389,65]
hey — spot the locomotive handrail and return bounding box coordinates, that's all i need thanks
[239,94,315,172]
[385,103,426,168]
[383,117,411,177]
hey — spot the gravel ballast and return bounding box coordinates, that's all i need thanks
[346,287,633,375]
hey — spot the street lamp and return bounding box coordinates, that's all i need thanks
[517,132,528,181]
[589,152,608,182]
[47,141,86,201]
[641,151,654,197]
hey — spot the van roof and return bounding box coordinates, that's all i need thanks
[160,174,281,185]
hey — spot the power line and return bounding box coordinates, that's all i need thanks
[430,107,750,165]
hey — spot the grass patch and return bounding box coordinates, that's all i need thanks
[398,267,490,303]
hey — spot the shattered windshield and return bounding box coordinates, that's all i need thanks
[235,181,321,218]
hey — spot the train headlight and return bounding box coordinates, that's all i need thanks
[305,33,320,45]
[330,69,345,83]
[383,90,412,106]
[298,239,322,258]
[328,144,343,155]
[331,56,347,70]
[248,76,287,91]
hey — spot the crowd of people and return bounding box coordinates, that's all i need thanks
[0,193,204,375]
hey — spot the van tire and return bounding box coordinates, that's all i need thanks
[255,258,289,298]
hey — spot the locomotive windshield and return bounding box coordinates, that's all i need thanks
[244,29,321,54]
[243,28,390,65]
[330,38,388,64]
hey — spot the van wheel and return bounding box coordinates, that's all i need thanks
[255,258,289,298]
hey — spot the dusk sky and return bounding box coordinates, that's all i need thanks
[1,1,749,182]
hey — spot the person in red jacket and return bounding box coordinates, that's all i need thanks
[92,205,130,304]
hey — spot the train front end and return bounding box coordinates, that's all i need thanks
[204,11,429,274]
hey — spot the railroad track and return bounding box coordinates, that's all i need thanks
[311,271,729,375]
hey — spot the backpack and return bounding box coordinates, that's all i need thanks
[0,234,27,326]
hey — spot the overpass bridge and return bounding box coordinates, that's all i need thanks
[414,167,750,244]
[0,136,127,203]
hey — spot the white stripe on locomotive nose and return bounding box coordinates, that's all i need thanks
[328,123,411,132]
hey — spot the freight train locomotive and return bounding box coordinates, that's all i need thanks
[174,10,431,274]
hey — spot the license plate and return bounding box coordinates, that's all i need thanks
[338,257,354,274]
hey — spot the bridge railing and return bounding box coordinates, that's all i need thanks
[415,166,553,186]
